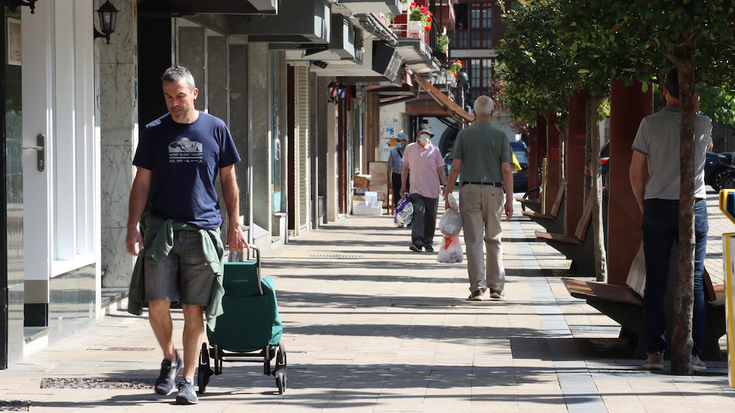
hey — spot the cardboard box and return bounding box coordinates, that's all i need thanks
[354,174,370,189]
[353,200,383,215]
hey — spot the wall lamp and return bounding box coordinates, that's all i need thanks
[93,0,119,44]
[328,81,339,103]
[338,83,347,101]
[6,0,38,13]
[327,82,347,104]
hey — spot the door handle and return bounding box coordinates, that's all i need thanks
[22,134,45,172]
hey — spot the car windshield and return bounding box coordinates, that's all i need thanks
[513,150,529,164]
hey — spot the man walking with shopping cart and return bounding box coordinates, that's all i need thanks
[126,66,248,405]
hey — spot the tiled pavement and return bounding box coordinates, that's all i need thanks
[1,191,734,412]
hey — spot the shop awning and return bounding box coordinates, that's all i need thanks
[138,0,278,15]
[411,73,475,126]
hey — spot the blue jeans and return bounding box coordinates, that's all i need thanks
[642,199,708,356]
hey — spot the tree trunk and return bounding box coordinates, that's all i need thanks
[586,92,607,282]
[671,46,697,376]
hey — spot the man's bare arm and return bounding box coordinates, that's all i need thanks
[220,164,248,252]
[501,162,514,221]
[443,159,462,208]
[629,151,648,213]
[126,167,153,256]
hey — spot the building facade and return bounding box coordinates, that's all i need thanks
[0,0,467,368]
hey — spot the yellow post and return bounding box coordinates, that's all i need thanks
[718,190,735,387]
[541,158,548,214]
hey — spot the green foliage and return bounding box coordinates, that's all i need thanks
[437,34,450,53]
[555,0,735,90]
[599,97,610,121]
[496,0,575,126]
[696,85,735,130]
[499,0,735,127]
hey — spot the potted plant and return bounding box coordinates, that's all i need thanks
[437,34,449,53]
[447,60,463,77]
[408,4,432,37]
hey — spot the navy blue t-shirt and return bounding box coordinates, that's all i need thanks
[133,112,241,229]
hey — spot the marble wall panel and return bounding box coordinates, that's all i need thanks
[179,27,205,112]
[101,227,132,288]
[101,145,134,228]
[249,43,270,231]
[207,36,227,121]
[99,62,137,146]
[229,43,249,224]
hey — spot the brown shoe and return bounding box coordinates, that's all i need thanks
[468,290,485,301]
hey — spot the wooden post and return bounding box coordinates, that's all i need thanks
[546,111,561,216]
[607,80,653,286]
[529,112,547,191]
[566,91,587,236]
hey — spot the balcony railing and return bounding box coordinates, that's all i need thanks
[389,21,430,44]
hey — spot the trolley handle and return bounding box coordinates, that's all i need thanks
[226,245,263,295]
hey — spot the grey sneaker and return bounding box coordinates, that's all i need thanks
[692,355,707,372]
[154,352,182,395]
[175,377,198,405]
[468,290,485,301]
[643,352,664,370]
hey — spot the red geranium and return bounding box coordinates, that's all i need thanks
[424,25,431,32]
[427,16,432,23]
[410,2,416,6]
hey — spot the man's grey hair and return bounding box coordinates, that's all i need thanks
[162,66,196,91]
[473,95,495,117]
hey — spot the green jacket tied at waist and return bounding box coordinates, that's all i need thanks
[128,214,226,330]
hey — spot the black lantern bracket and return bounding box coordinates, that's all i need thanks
[6,0,38,13]
[93,0,119,44]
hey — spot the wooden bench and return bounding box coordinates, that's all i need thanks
[535,192,595,275]
[522,183,566,234]
[517,195,542,214]
[562,266,725,361]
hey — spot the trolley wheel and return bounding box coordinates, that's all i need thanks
[198,343,213,394]
[274,343,287,393]
[213,344,222,375]
[275,370,286,394]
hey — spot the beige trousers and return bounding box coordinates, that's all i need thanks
[459,184,505,293]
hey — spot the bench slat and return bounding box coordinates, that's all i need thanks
[522,211,555,220]
[535,230,582,245]
[562,277,644,306]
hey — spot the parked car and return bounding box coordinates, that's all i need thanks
[443,140,529,193]
[706,152,734,191]
[510,141,529,193]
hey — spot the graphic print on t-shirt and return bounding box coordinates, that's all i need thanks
[169,137,203,163]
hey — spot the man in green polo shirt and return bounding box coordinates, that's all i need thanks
[443,96,514,301]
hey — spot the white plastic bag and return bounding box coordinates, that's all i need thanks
[437,235,463,263]
[439,208,463,236]
[446,193,459,211]
[394,194,414,226]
